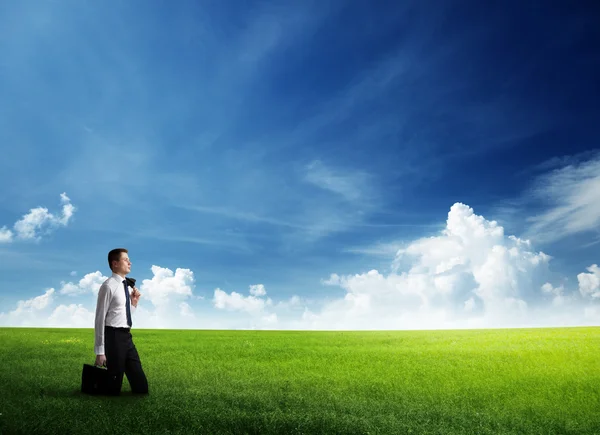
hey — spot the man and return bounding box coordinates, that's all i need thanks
[94,248,148,395]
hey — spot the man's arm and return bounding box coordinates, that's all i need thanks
[94,283,111,355]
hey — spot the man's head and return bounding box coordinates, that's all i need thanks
[108,248,131,276]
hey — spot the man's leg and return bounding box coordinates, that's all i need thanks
[125,333,149,394]
[104,327,127,395]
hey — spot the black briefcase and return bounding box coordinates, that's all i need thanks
[81,364,114,395]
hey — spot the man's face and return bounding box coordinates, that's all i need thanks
[113,252,132,275]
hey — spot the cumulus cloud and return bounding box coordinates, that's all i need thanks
[211,285,303,329]
[540,282,568,307]
[305,203,598,330]
[273,295,304,310]
[180,302,195,318]
[578,264,600,299]
[0,227,12,242]
[0,265,197,328]
[0,297,95,328]
[19,288,55,311]
[213,284,272,314]
[0,193,76,243]
[59,271,107,296]
[0,288,56,326]
[1,205,598,330]
[140,265,195,307]
[249,284,266,297]
[48,304,94,328]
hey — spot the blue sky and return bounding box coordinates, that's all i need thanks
[1,1,599,329]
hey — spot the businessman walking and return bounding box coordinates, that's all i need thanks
[94,248,148,395]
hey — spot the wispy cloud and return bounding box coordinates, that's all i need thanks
[131,230,254,253]
[524,152,600,243]
[0,193,75,243]
[343,241,406,258]
[304,160,373,204]
[181,204,434,232]
[178,205,306,230]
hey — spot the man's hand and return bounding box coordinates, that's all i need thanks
[131,287,141,307]
[95,354,106,367]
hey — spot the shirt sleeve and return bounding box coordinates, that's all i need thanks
[94,283,111,355]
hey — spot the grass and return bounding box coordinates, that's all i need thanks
[0,327,599,434]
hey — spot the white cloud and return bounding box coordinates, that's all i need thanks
[1,192,76,243]
[304,160,371,203]
[0,266,198,328]
[48,304,94,328]
[0,227,13,243]
[0,300,94,329]
[273,295,304,310]
[526,153,600,243]
[0,288,56,326]
[0,264,200,329]
[0,274,291,330]
[343,241,407,257]
[19,288,55,311]
[464,297,476,312]
[14,208,52,239]
[60,282,80,296]
[140,265,195,307]
[180,302,195,318]
[211,284,305,329]
[304,203,598,330]
[59,271,107,296]
[249,284,266,297]
[541,282,567,307]
[58,193,75,223]
[1,206,598,330]
[321,274,341,286]
[213,286,268,314]
[261,313,278,325]
[578,264,600,299]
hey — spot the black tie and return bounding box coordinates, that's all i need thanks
[123,280,132,327]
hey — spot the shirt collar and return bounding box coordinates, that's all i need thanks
[112,272,126,282]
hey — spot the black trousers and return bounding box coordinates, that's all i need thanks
[104,326,148,395]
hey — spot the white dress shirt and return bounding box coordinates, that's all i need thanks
[94,272,137,355]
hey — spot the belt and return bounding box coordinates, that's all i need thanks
[105,326,131,331]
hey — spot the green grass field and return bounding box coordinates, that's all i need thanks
[0,327,598,434]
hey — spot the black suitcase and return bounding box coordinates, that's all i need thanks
[81,364,117,395]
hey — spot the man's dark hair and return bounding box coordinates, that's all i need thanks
[108,248,128,271]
